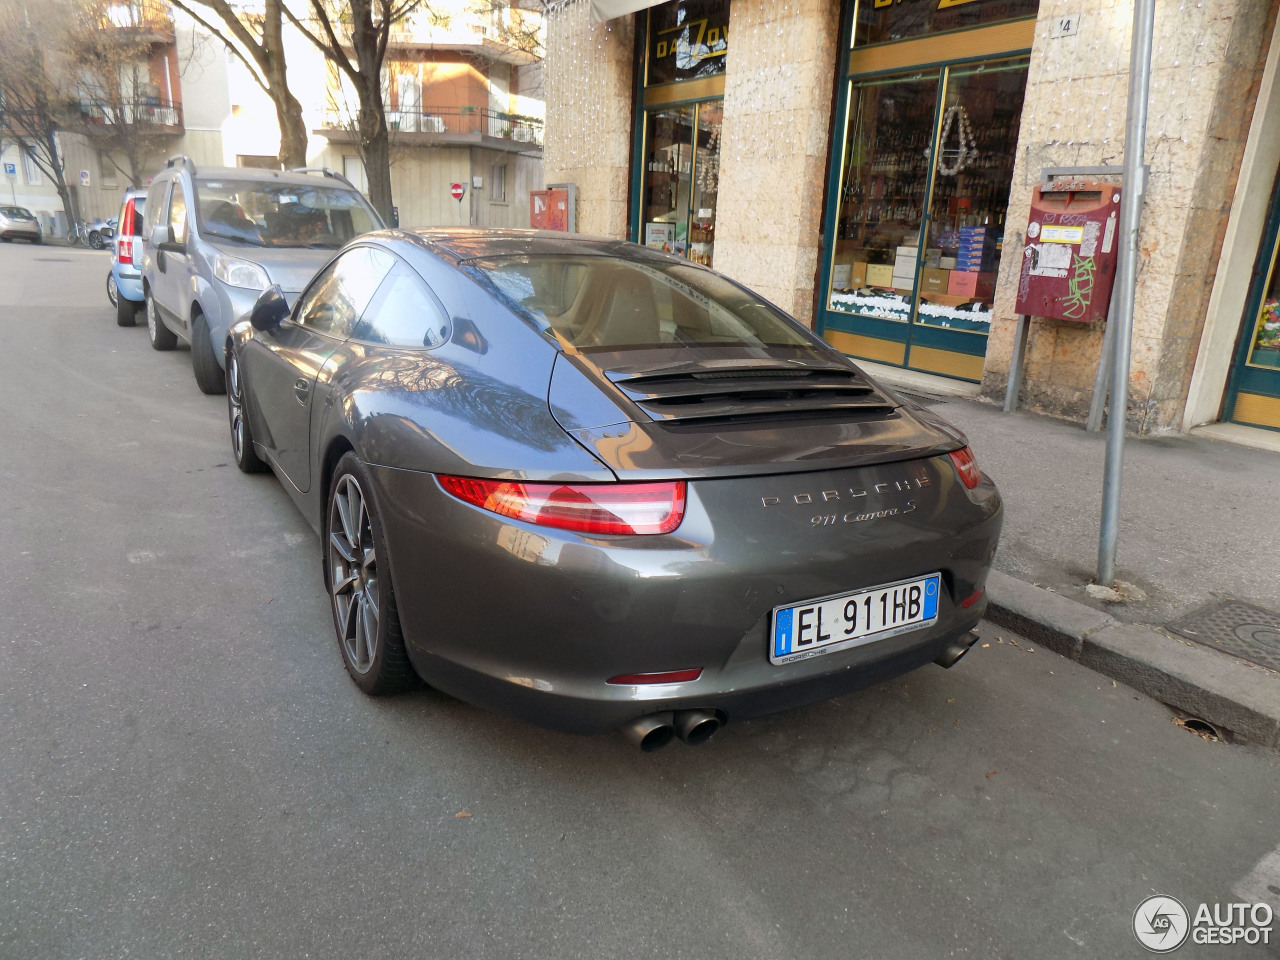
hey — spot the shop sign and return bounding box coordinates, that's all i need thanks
[647,0,729,86]
[855,0,1038,47]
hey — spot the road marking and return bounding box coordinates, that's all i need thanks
[126,550,158,564]
[1233,843,1280,913]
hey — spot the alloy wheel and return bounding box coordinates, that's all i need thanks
[329,475,380,675]
[146,295,157,339]
[227,354,246,462]
[106,274,118,307]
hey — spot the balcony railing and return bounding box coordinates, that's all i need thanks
[78,98,183,130]
[323,105,542,146]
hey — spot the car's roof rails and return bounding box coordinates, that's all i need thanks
[289,166,357,190]
[165,154,197,174]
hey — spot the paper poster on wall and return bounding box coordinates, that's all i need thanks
[645,221,674,249]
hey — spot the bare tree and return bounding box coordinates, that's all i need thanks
[0,0,80,229]
[64,0,183,187]
[285,0,430,222]
[167,0,309,168]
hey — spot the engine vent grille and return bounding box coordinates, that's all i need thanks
[611,366,898,425]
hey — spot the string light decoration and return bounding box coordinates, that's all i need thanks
[936,104,977,176]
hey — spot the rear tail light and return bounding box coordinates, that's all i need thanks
[118,200,137,264]
[948,447,983,490]
[438,476,686,535]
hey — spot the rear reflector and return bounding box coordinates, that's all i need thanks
[961,588,985,609]
[948,446,982,489]
[438,476,686,536]
[608,669,702,685]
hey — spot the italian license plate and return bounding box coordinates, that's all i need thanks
[770,574,941,664]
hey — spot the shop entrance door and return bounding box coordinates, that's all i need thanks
[821,58,1030,381]
[1224,172,1280,432]
[639,99,722,267]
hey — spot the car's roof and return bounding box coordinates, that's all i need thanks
[392,227,668,263]
[163,165,358,190]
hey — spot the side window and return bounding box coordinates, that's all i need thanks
[167,182,188,244]
[144,181,169,238]
[295,246,395,339]
[352,264,449,348]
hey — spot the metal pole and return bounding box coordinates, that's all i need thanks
[1085,296,1118,432]
[1003,315,1031,413]
[1097,0,1155,587]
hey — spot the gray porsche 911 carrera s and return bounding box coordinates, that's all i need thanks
[226,228,1002,749]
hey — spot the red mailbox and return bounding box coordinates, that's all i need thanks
[1015,180,1122,323]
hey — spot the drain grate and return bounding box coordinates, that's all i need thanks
[1167,600,1280,672]
[898,391,947,406]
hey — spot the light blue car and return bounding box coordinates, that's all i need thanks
[139,157,384,394]
[107,186,147,326]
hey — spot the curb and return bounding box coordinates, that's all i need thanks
[984,570,1280,751]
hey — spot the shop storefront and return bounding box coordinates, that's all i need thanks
[818,0,1038,382]
[1225,169,1280,432]
[630,0,727,267]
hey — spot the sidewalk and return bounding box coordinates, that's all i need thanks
[865,363,1280,750]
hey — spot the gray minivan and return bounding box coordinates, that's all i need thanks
[142,157,384,394]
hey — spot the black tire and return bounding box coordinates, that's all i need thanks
[30,235,41,245]
[225,349,267,474]
[0,237,10,243]
[191,313,225,395]
[88,231,104,250]
[115,293,138,328]
[145,290,177,351]
[324,452,415,695]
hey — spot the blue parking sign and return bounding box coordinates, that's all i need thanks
[3,162,16,176]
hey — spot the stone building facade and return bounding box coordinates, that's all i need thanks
[544,0,1280,439]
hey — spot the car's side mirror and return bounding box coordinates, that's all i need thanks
[250,284,289,332]
[151,223,183,252]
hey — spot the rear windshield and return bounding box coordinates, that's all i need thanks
[193,178,380,248]
[470,255,814,350]
[0,206,32,218]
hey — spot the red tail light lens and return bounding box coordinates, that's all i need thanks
[438,476,686,535]
[948,447,983,489]
[118,200,136,263]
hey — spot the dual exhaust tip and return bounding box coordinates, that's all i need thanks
[625,632,980,750]
[624,709,719,751]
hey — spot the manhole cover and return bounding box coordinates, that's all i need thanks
[1167,600,1280,672]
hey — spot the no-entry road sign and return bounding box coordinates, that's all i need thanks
[450,182,465,201]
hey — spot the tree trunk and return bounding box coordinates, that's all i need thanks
[263,0,307,169]
[356,78,393,223]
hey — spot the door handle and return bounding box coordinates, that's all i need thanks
[294,378,310,405]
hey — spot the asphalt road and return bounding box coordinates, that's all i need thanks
[2,241,1279,960]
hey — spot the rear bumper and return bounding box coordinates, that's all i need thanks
[1,225,40,240]
[111,262,144,302]
[369,455,1002,734]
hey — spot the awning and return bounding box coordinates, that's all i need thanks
[589,0,664,24]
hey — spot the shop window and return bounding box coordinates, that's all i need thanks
[827,58,1029,338]
[646,0,729,86]
[641,100,720,267]
[1245,248,1280,372]
[854,0,1039,48]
